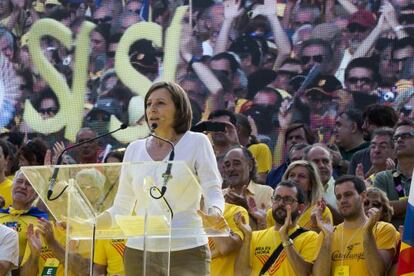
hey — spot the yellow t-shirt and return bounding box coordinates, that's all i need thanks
[0,208,48,261]
[325,221,398,275]
[266,204,333,230]
[0,178,13,208]
[21,224,67,276]
[94,239,126,275]
[250,225,318,275]
[210,203,249,276]
[248,143,272,174]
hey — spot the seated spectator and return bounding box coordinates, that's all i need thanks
[348,104,398,175]
[364,187,394,223]
[358,127,395,185]
[313,175,398,276]
[234,180,319,275]
[0,224,18,276]
[222,147,273,230]
[374,119,414,228]
[267,123,315,189]
[0,171,48,263]
[266,160,332,232]
[17,138,49,167]
[334,108,369,162]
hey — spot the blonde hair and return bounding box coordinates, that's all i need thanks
[282,160,324,206]
[366,187,394,222]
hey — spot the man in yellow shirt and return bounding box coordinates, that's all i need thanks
[313,175,398,276]
[0,140,13,208]
[222,147,274,230]
[0,171,47,263]
[93,238,126,275]
[209,203,248,276]
[234,180,319,275]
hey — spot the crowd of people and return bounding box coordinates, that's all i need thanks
[0,0,414,275]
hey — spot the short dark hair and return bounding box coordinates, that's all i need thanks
[0,140,10,159]
[285,123,315,145]
[104,148,125,163]
[277,179,306,204]
[208,109,237,125]
[299,39,333,61]
[18,138,49,166]
[371,127,394,145]
[210,52,239,74]
[235,113,252,137]
[345,57,380,83]
[396,118,414,129]
[363,104,398,128]
[144,81,193,134]
[32,87,60,111]
[339,108,363,133]
[334,175,366,194]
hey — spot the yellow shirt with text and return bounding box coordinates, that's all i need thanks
[250,225,318,275]
[21,225,67,276]
[0,178,13,208]
[266,204,333,229]
[324,221,398,275]
[94,239,126,275]
[210,203,248,276]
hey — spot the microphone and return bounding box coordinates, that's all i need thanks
[47,123,128,200]
[149,123,175,198]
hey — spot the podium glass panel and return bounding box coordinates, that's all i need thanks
[21,161,228,276]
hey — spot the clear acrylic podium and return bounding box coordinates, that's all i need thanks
[21,161,229,276]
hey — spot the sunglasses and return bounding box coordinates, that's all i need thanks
[300,55,323,64]
[347,24,368,33]
[393,131,414,142]
[364,200,382,209]
[346,77,373,85]
[93,16,112,24]
[39,107,58,114]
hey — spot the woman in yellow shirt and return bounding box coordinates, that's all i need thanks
[266,160,332,230]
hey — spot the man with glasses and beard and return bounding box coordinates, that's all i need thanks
[233,180,318,276]
[313,175,398,276]
[374,119,414,227]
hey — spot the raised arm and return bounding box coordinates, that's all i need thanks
[214,0,244,54]
[251,0,291,70]
[337,0,358,15]
[234,212,252,276]
[363,208,395,276]
[279,206,313,276]
[312,204,334,276]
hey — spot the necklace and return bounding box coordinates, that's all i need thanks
[340,222,365,266]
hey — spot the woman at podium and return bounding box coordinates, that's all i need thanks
[106,81,225,275]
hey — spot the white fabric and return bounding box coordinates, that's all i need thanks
[324,177,337,211]
[334,48,353,86]
[108,131,224,251]
[0,225,18,276]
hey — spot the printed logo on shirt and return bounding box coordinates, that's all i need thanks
[332,242,365,262]
[3,221,20,232]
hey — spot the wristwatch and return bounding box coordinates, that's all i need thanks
[282,239,294,248]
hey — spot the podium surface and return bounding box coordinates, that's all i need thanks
[21,161,228,275]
